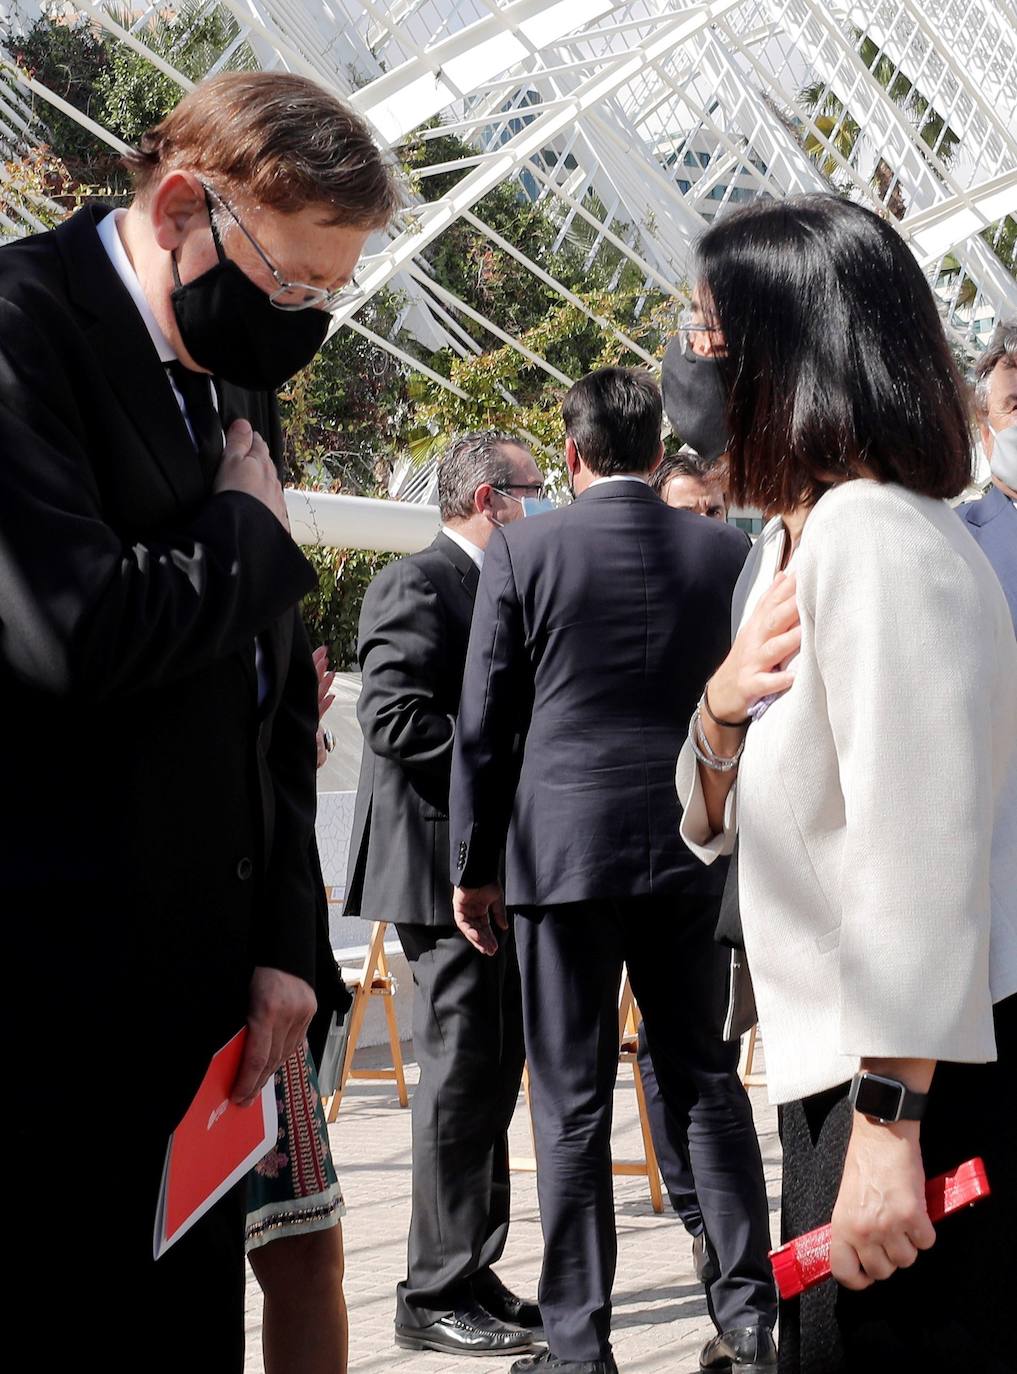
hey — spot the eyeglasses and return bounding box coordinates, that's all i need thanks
[202,182,364,313]
[676,306,726,355]
[495,483,548,501]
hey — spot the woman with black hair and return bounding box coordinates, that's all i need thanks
[675,195,1017,1374]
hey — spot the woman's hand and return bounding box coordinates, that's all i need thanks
[830,1114,936,1290]
[313,643,336,721]
[707,571,801,724]
[312,645,336,770]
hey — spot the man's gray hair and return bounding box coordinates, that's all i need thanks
[973,321,1017,417]
[437,431,524,522]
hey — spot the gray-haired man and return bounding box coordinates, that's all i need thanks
[345,432,547,1357]
[959,321,1017,632]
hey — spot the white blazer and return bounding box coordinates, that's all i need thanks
[677,480,1017,1104]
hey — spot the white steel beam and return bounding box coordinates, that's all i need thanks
[331,1,745,326]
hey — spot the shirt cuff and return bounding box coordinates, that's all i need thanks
[675,736,738,862]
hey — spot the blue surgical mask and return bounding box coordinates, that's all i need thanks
[492,488,554,524]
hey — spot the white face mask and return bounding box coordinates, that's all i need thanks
[988,422,1017,492]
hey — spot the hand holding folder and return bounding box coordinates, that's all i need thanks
[769,1158,991,1300]
[154,1028,278,1259]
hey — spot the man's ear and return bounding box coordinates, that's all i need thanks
[646,440,665,476]
[148,171,209,254]
[564,435,580,476]
[474,482,495,517]
[978,421,994,459]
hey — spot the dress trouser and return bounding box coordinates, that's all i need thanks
[13,887,248,1373]
[636,1020,704,1235]
[778,993,1017,1374]
[394,919,526,1326]
[515,894,777,1364]
[16,1115,246,1372]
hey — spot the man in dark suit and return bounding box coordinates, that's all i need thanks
[346,432,547,1358]
[450,369,777,1374]
[959,321,1016,632]
[0,72,396,1367]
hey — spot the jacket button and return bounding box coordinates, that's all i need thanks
[236,857,253,881]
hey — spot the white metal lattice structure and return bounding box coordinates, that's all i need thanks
[2,0,1015,381]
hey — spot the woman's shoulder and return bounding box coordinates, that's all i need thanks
[801,479,977,565]
[805,478,942,531]
[798,480,1011,637]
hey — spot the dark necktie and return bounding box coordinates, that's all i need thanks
[165,360,223,481]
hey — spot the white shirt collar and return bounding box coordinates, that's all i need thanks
[96,209,177,364]
[587,474,650,488]
[441,525,485,571]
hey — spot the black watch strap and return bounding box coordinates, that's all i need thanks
[849,1071,928,1124]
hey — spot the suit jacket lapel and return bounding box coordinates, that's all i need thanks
[55,206,204,509]
[434,532,481,601]
[216,382,289,703]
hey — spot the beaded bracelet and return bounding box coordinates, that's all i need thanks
[689,704,746,772]
[689,697,747,774]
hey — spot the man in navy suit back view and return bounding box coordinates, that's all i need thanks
[449,369,777,1374]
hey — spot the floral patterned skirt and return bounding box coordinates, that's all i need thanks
[244,1041,345,1253]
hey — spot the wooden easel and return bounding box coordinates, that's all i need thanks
[325,920,409,1121]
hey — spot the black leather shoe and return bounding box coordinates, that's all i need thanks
[395,1305,538,1357]
[510,1352,617,1373]
[692,1232,719,1286]
[699,1326,777,1373]
[474,1269,543,1331]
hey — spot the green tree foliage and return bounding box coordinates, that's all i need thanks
[94,3,256,147]
[7,4,256,190]
[278,290,410,492]
[301,546,396,670]
[984,216,1016,277]
[6,8,119,185]
[400,123,675,478]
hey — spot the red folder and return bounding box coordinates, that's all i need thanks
[154,1028,277,1259]
[770,1158,990,1299]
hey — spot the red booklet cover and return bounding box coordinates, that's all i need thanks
[154,1028,278,1259]
[770,1157,990,1299]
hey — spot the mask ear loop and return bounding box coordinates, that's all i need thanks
[172,184,226,289]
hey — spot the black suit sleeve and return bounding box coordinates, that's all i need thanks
[253,610,321,985]
[449,531,527,888]
[356,558,456,780]
[0,298,315,700]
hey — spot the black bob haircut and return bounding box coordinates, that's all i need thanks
[697,195,972,511]
[562,367,663,476]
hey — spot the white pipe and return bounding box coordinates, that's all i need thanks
[285,489,439,553]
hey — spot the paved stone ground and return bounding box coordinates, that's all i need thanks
[244,1044,781,1374]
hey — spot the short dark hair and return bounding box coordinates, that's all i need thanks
[697,195,972,510]
[973,321,1017,418]
[562,367,663,476]
[124,72,401,227]
[649,448,724,495]
[437,431,526,522]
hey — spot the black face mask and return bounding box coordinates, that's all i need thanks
[660,336,730,464]
[170,212,329,391]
